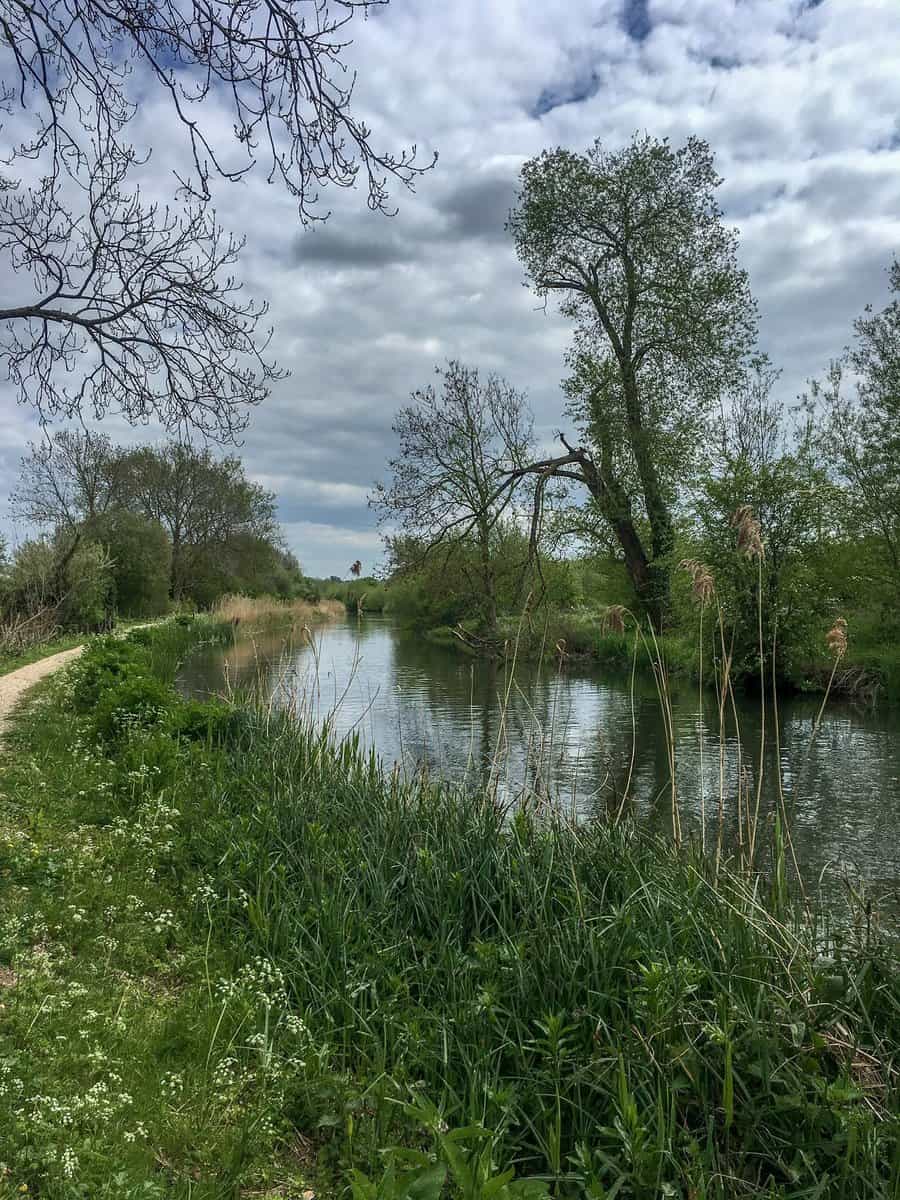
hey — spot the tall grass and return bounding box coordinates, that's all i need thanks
[213,592,344,625]
[1,615,897,1196]
[193,711,899,1197]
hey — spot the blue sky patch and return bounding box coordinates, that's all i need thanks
[531,70,600,117]
[624,0,652,43]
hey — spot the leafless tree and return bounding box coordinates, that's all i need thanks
[372,361,533,636]
[0,1,434,436]
[719,357,784,470]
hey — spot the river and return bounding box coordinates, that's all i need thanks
[179,615,900,896]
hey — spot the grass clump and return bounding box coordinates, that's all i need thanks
[0,623,897,1197]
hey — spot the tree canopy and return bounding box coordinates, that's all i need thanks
[508,134,757,623]
[808,259,900,595]
[8,432,299,613]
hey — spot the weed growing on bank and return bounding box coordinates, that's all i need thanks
[0,621,897,1197]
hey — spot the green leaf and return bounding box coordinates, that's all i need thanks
[407,1164,447,1200]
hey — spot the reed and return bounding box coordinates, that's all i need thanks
[212,592,344,625]
[193,707,900,1196]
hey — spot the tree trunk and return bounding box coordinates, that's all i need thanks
[583,457,665,630]
[611,516,666,630]
[171,530,184,603]
[621,369,674,622]
[477,521,498,638]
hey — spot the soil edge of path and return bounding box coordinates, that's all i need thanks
[0,645,86,741]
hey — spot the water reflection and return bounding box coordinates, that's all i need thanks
[179,617,900,891]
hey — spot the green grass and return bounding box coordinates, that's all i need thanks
[0,616,170,678]
[0,630,86,676]
[317,578,390,615]
[495,611,697,682]
[0,621,897,1197]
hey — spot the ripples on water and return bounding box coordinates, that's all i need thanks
[179,616,900,895]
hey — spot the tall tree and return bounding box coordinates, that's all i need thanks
[808,259,900,598]
[126,443,279,600]
[507,134,757,624]
[10,429,128,530]
[372,361,533,637]
[0,1,434,436]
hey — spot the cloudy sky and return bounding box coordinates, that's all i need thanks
[2,0,900,577]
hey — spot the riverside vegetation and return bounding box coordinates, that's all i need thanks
[0,435,318,671]
[365,137,900,705]
[1,619,898,1198]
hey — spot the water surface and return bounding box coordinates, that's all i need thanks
[179,616,900,895]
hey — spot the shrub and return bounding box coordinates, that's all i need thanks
[124,626,156,647]
[64,541,116,630]
[90,670,175,740]
[169,698,250,747]
[2,536,115,631]
[70,638,152,711]
[83,510,172,618]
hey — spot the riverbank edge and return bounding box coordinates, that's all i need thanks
[0,619,897,1195]
[0,617,314,1195]
[416,613,893,704]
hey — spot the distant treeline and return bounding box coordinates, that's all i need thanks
[2,431,310,641]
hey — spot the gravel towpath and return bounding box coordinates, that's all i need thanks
[0,645,85,740]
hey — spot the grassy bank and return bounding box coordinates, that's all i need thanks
[0,630,86,677]
[0,617,169,678]
[430,609,894,705]
[314,578,390,615]
[0,622,898,1197]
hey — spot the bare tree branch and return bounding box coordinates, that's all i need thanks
[0,0,435,435]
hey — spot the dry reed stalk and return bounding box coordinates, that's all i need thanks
[788,617,849,823]
[715,613,730,879]
[615,631,640,824]
[212,594,343,625]
[489,595,530,799]
[810,619,848,749]
[730,507,766,868]
[770,617,807,904]
[748,551,766,868]
[600,604,627,635]
[715,608,745,876]
[643,617,680,846]
[600,603,680,840]
[601,603,683,842]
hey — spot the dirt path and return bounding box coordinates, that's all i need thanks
[0,644,86,740]
[0,621,165,742]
